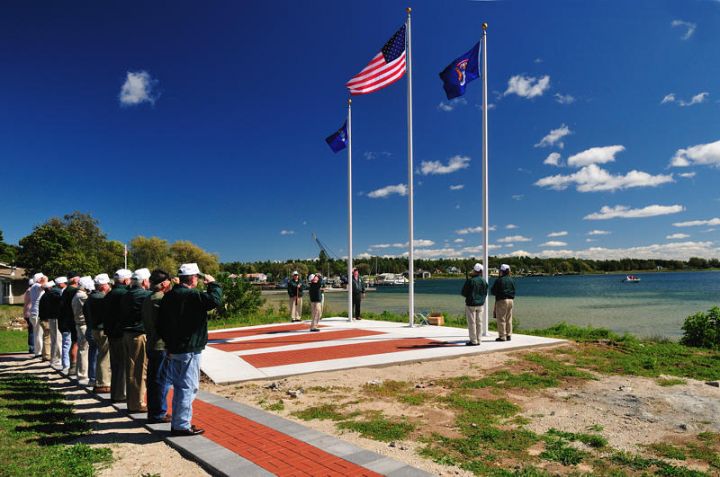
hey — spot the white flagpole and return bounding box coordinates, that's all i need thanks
[481,23,490,337]
[406,7,415,327]
[347,98,354,322]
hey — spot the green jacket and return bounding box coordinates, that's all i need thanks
[461,275,488,306]
[308,282,323,303]
[287,279,303,298]
[121,285,152,333]
[142,291,165,351]
[158,282,222,354]
[352,277,365,300]
[103,284,129,338]
[491,275,516,300]
[59,285,78,333]
[83,290,107,331]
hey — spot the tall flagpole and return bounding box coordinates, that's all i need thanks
[481,23,490,337]
[347,98,354,322]
[406,7,415,327]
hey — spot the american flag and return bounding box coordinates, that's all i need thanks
[346,24,406,95]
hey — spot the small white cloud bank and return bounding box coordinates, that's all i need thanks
[672,217,720,227]
[547,231,568,237]
[367,184,408,199]
[535,124,571,149]
[554,93,575,104]
[504,74,550,99]
[437,97,467,112]
[567,145,625,167]
[449,184,464,191]
[420,155,470,176]
[535,164,673,192]
[670,140,720,168]
[671,19,696,40]
[666,233,690,240]
[584,204,685,220]
[662,91,709,107]
[119,71,159,106]
[544,152,562,167]
[280,229,295,235]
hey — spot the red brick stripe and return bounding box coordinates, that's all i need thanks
[209,329,385,352]
[189,399,382,477]
[243,338,449,368]
[208,323,317,340]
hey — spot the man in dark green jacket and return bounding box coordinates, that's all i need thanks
[461,263,489,346]
[491,264,516,342]
[59,272,80,374]
[142,269,173,423]
[287,271,303,322]
[104,269,132,402]
[351,268,365,320]
[85,273,111,394]
[121,268,152,413]
[159,263,222,436]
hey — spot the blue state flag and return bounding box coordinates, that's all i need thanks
[325,121,348,153]
[439,42,481,100]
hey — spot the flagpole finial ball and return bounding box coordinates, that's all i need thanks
[406,7,411,14]
[482,22,488,31]
[348,98,352,105]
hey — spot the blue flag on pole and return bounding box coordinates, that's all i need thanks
[439,42,481,100]
[325,121,349,153]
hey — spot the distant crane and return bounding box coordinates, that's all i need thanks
[312,233,344,281]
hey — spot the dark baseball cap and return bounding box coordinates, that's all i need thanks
[149,269,171,286]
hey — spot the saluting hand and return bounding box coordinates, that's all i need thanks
[204,274,215,284]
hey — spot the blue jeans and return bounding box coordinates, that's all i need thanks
[26,317,34,354]
[61,332,72,369]
[147,349,171,420]
[86,327,98,382]
[168,352,201,430]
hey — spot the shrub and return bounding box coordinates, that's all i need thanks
[214,273,265,318]
[681,307,720,350]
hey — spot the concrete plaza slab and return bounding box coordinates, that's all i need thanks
[202,318,565,384]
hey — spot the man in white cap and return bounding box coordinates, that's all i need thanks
[461,263,489,346]
[49,276,67,368]
[287,271,303,322]
[85,273,112,394]
[491,264,516,342]
[28,273,47,356]
[104,269,132,402]
[308,274,323,332]
[159,263,222,436]
[120,268,152,413]
[72,276,95,385]
[36,280,56,360]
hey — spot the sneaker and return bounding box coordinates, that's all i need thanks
[93,386,111,394]
[78,379,90,386]
[170,425,204,436]
[309,328,320,332]
[88,380,96,387]
[61,368,70,374]
[465,341,480,346]
[507,336,512,341]
[495,337,506,342]
[148,415,172,424]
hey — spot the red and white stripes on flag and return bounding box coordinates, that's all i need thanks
[346,24,407,95]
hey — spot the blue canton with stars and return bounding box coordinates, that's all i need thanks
[381,24,406,63]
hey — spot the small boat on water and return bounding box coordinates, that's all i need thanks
[623,275,641,283]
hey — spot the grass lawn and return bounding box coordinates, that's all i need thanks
[0,330,27,354]
[0,372,112,476]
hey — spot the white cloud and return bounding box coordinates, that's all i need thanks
[547,231,568,237]
[420,155,470,175]
[509,241,719,261]
[671,19,697,40]
[437,97,467,112]
[363,151,392,161]
[119,71,159,106]
[511,194,524,201]
[497,235,532,243]
[280,229,295,235]
[535,164,673,192]
[672,217,720,227]
[540,241,568,247]
[449,184,465,191]
[585,238,596,243]
[505,224,519,230]
[670,140,720,168]
[535,124,571,149]
[510,250,531,257]
[413,239,435,248]
[587,230,611,236]
[678,172,696,178]
[356,252,373,259]
[370,240,434,249]
[666,233,690,240]
[456,225,497,235]
[554,93,575,104]
[453,238,465,243]
[534,58,543,64]
[504,74,550,99]
[367,184,407,199]
[543,152,562,166]
[584,204,685,220]
[567,145,625,167]
[661,93,676,104]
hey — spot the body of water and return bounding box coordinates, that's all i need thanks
[271,271,720,338]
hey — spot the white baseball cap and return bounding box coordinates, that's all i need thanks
[132,268,151,281]
[94,273,111,285]
[178,263,201,276]
[292,270,299,276]
[473,263,483,272]
[55,276,68,284]
[308,274,316,282]
[43,280,55,288]
[28,279,34,286]
[32,272,46,282]
[114,269,132,280]
[79,276,95,291]
[500,264,511,272]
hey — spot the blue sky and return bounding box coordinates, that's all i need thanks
[1,0,719,262]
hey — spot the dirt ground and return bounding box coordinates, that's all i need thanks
[204,343,720,476]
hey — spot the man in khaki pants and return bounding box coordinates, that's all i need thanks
[461,263,488,346]
[71,276,95,385]
[120,268,152,413]
[86,273,112,394]
[491,264,516,342]
[287,271,303,322]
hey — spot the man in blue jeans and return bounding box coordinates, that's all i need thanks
[158,263,222,436]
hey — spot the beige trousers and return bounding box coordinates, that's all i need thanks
[92,329,111,387]
[123,332,147,412]
[75,324,89,381]
[465,305,484,345]
[109,336,126,401]
[289,297,302,321]
[310,302,322,329]
[39,320,51,360]
[494,299,514,339]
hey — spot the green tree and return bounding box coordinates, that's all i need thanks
[0,230,18,263]
[129,236,176,272]
[18,222,74,277]
[98,240,128,273]
[215,273,264,317]
[169,240,220,275]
